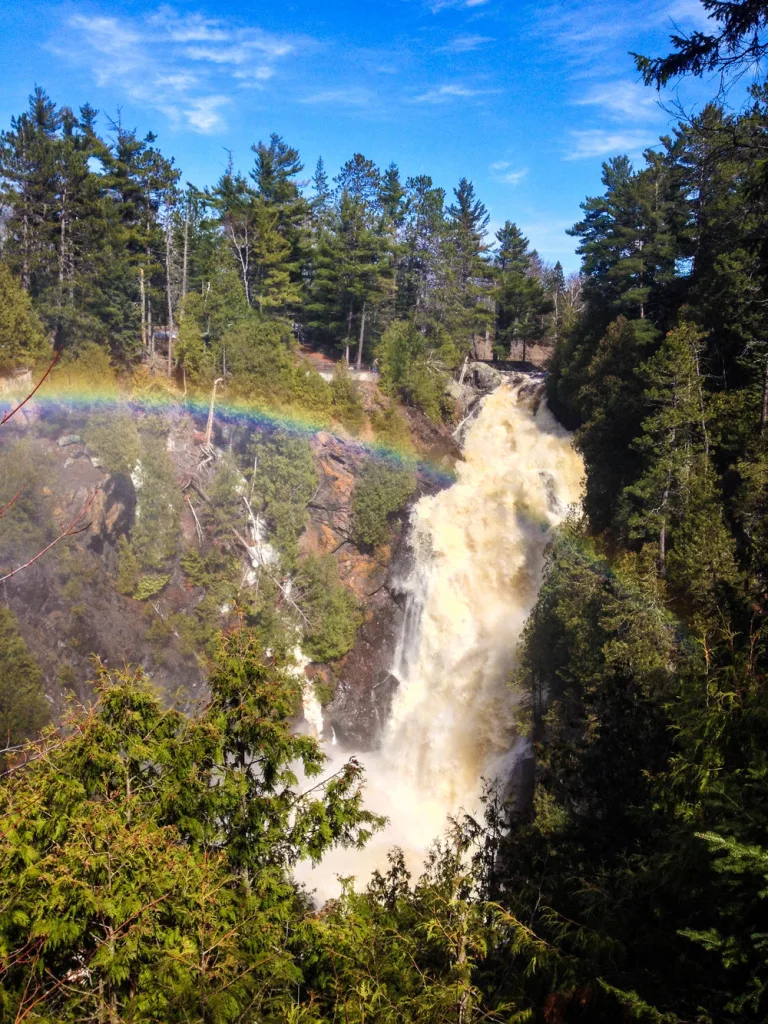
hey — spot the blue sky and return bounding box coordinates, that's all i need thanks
[0,0,729,270]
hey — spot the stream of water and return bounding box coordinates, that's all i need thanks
[299,381,584,900]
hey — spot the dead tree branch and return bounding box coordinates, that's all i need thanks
[186,495,204,546]
[0,491,97,585]
[1,350,61,426]
[0,487,24,520]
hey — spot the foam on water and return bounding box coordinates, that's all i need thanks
[297,382,584,901]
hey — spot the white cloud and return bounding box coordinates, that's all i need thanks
[51,6,307,134]
[575,81,660,120]
[234,65,275,84]
[489,161,528,185]
[299,87,374,106]
[184,95,230,132]
[656,0,714,31]
[535,0,715,77]
[565,128,657,159]
[412,83,499,103]
[501,168,529,185]
[149,8,226,43]
[439,34,494,52]
[429,0,490,10]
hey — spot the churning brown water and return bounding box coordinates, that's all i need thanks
[298,382,584,900]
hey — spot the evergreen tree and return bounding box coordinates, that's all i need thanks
[493,221,552,360]
[0,607,48,754]
[311,155,332,220]
[0,262,49,370]
[446,177,493,346]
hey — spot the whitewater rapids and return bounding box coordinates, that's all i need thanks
[297,381,584,900]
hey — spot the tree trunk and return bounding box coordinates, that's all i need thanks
[345,308,353,363]
[165,216,174,377]
[553,288,559,344]
[181,206,190,300]
[20,134,30,291]
[147,298,154,366]
[205,378,224,447]
[356,302,367,371]
[139,268,147,351]
[761,356,768,431]
[58,193,67,285]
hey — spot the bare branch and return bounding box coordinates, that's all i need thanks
[1,350,61,426]
[0,490,97,585]
[0,487,24,520]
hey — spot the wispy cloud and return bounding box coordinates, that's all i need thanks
[299,87,374,106]
[182,95,231,132]
[565,128,658,160]
[536,0,714,75]
[656,0,714,31]
[438,34,494,52]
[574,81,660,121]
[412,83,499,103]
[489,160,528,185]
[429,0,491,11]
[50,6,309,134]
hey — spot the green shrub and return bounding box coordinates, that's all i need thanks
[179,549,242,658]
[377,319,452,421]
[130,427,181,570]
[313,674,336,707]
[0,441,53,560]
[200,454,246,542]
[0,262,48,371]
[330,363,366,434]
[83,412,140,475]
[352,461,416,548]
[146,617,174,645]
[134,574,171,600]
[371,405,415,454]
[176,293,214,384]
[0,607,48,752]
[248,431,318,565]
[296,554,361,662]
[116,536,140,595]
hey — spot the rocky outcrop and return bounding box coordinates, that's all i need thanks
[311,591,403,749]
[320,524,413,750]
[87,473,136,557]
[299,429,425,749]
[469,360,506,391]
[306,430,363,542]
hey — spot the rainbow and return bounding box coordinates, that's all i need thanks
[0,371,458,486]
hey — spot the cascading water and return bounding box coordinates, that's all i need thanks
[299,380,584,899]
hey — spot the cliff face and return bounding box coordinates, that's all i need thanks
[299,409,460,750]
[0,389,464,734]
[0,428,206,716]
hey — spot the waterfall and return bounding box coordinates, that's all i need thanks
[298,381,584,899]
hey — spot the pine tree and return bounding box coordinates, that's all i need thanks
[625,320,738,603]
[446,178,493,346]
[0,262,49,370]
[311,155,332,220]
[493,221,552,360]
